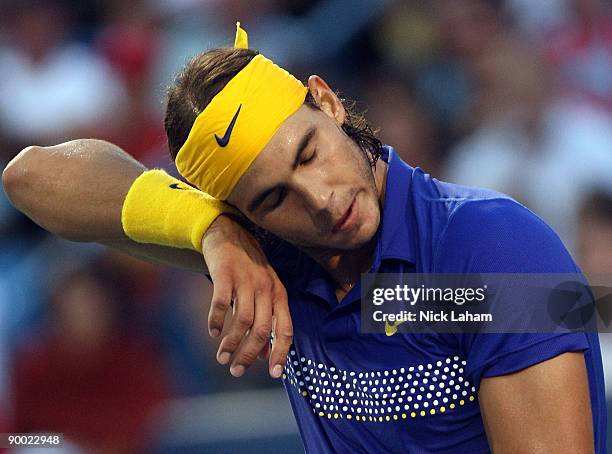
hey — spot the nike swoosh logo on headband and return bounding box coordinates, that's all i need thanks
[215,104,242,147]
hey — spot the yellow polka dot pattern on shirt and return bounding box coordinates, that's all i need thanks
[282,350,478,423]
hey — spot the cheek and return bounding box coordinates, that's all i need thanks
[362,194,381,228]
[256,210,309,240]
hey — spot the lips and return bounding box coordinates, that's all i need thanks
[332,194,358,234]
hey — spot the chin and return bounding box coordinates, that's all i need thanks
[292,208,380,250]
[337,217,379,250]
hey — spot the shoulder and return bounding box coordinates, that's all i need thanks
[433,196,578,273]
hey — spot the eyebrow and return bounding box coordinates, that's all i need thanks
[246,126,316,214]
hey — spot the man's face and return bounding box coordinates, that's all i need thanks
[227,90,381,252]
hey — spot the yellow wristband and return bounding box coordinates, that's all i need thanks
[121,169,239,252]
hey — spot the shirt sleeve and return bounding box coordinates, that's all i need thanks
[433,197,593,387]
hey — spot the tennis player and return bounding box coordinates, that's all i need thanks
[3,24,606,453]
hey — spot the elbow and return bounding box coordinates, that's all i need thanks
[2,145,41,207]
[2,145,90,242]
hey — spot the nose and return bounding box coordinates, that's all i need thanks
[293,175,334,225]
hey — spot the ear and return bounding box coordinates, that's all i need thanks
[307,75,346,126]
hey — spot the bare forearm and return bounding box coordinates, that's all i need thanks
[101,238,206,274]
[3,139,143,242]
[2,139,209,273]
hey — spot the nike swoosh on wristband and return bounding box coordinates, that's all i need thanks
[169,183,186,190]
[215,104,242,147]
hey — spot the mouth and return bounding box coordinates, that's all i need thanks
[332,193,359,234]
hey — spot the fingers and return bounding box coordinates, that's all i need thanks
[216,284,253,371]
[258,339,271,361]
[208,274,233,338]
[208,266,292,379]
[268,282,293,379]
[228,284,273,377]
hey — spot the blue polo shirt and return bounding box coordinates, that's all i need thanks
[264,146,606,453]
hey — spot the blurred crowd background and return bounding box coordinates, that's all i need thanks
[1,0,612,452]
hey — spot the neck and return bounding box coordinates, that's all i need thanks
[305,158,388,293]
[309,235,378,293]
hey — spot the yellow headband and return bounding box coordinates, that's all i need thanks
[175,22,308,200]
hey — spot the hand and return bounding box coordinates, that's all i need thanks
[202,214,293,379]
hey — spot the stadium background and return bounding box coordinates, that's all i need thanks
[1,0,612,452]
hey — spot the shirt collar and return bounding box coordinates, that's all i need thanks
[370,145,417,271]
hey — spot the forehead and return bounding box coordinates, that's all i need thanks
[227,104,321,204]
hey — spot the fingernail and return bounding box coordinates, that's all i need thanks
[271,364,283,378]
[230,365,245,377]
[218,352,230,365]
[210,328,220,337]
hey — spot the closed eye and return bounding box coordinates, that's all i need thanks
[266,187,287,211]
[301,150,317,165]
